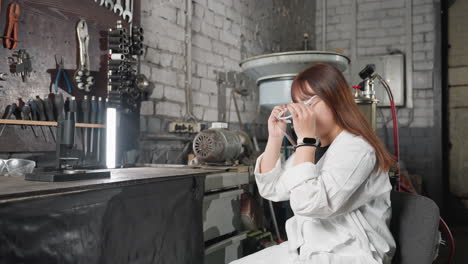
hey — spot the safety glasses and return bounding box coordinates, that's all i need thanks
[276,95,319,124]
[274,95,319,146]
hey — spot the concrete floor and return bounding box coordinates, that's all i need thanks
[435,225,468,263]
[451,225,468,264]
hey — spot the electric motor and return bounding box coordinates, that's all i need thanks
[193,128,245,163]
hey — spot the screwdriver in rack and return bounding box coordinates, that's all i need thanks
[66,97,78,123]
[12,102,24,130]
[96,97,106,164]
[35,96,47,122]
[0,104,15,136]
[29,99,47,141]
[81,96,90,159]
[21,103,38,137]
[53,93,65,121]
[16,99,26,130]
[43,96,56,142]
[89,96,98,158]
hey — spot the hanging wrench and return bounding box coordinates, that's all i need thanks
[122,0,133,23]
[74,19,94,93]
[94,0,105,6]
[114,0,124,16]
[104,0,114,10]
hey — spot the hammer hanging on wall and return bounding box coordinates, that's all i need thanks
[3,2,20,49]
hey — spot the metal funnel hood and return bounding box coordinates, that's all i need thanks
[240,51,350,83]
[239,51,350,109]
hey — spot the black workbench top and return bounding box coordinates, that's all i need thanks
[0,166,223,202]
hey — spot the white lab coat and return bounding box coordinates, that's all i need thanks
[231,130,396,264]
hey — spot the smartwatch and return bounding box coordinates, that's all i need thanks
[297,137,320,147]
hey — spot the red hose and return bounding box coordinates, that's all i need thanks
[389,100,401,191]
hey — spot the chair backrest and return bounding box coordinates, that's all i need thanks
[390,191,440,264]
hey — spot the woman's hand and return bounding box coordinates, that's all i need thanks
[287,103,317,138]
[260,106,288,174]
[267,105,288,139]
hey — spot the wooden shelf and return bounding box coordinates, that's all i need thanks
[0,119,105,128]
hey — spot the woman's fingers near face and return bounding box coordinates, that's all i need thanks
[270,106,282,116]
[287,104,298,119]
[305,103,315,115]
[288,103,304,118]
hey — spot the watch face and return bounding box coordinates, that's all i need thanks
[303,138,317,144]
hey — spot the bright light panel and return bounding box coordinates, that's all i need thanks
[106,108,117,169]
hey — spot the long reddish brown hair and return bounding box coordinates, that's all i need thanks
[291,63,395,172]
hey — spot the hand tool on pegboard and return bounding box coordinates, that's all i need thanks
[10,49,32,82]
[0,104,15,136]
[43,96,56,142]
[74,20,94,92]
[89,96,98,158]
[53,93,65,121]
[94,0,105,7]
[104,0,114,10]
[14,98,26,130]
[35,96,55,142]
[0,73,7,90]
[114,0,124,16]
[28,99,47,141]
[81,96,90,158]
[3,2,20,49]
[122,0,133,22]
[107,20,148,112]
[65,96,78,124]
[96,97,106,163]
[54,55,72,94]
[20,101,38,137]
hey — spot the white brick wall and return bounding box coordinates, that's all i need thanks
[140,0,287,135]
[315,0,435,128]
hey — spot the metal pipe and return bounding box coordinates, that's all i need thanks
[268,200,281,241]
[350,0,357,78]
[321,0,327,50]
[405,0,413,108]
[184,0,196,120]
[140,134,194,142]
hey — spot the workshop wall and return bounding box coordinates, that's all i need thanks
[0,1,138,157]
[315,0,443,204]
[448,0,468,206]
[138,0,316,164]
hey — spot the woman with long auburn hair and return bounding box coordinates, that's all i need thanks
[231,63,396,263]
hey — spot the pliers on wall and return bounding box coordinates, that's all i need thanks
[3,2,20,49]
[54,55,72,94]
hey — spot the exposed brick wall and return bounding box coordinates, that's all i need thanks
[138,0,443,205]
[138,0,315,164]
[315,0,442,203]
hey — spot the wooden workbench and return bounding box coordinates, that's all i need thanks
[0,167,221,201]
[0,166,226,264]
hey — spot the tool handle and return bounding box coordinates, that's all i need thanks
[8,104,17,119]
[43,97,55,121]
[97,97,106,124]
[12,104,24,130]
[54,72,61,93]
[90,96,98,124]
[28,99,38,120]
[35,98,47,121]
[68,97,78,122]
[21,104,32,120]
[63,72,72,94]
[81,96,90,123]
[54,93,65,121]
